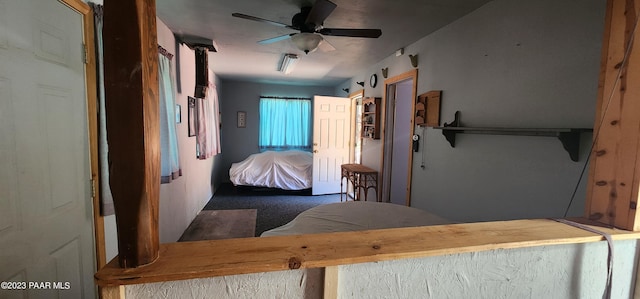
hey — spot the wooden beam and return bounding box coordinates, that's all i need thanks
[100,285,125,299]
[348,89,364,99]
[586,0,640,230]
[323,266,339,299]
[94,218,640,287]
[103,0,160,267]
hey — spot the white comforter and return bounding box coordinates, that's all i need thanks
[229,150,312,190]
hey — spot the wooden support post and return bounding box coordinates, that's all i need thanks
[100,285,125,299]
[586,0,640,230]
[323,266,339,299]
[103,0,160,267]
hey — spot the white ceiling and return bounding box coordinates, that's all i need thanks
[156,0,494,86]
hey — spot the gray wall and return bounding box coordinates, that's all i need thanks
[344,0,605,222]
[156,19,223,243]
[218,80,336,181]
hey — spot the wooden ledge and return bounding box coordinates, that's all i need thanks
[94,218,640,287]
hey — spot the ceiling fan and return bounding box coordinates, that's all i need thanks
[232,0,382,54]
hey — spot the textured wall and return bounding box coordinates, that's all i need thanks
[347,0,605,222]
[156,18,221,243]
[126,268,323,299]
[340,241,637,298]
[124,240,638,299]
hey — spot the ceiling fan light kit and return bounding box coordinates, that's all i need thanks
[232,0,382,55]
[278,53,298,74]
[291,33,323,54]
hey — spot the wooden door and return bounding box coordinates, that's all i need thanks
[0,0,96,297]
[312,96,352,195]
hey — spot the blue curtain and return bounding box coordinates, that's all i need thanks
[159,53,181,183]
[259,98,311,151]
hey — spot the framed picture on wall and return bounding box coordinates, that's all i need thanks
[188,96,197,137]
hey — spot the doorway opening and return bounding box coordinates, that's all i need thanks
[346,90,364,199]
[350,90,364,164]
[380,70,418,205]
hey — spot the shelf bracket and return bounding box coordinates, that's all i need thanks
[558,130,582,162]
[441,111,461,147]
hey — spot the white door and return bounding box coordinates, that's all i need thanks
[312,96,351,195]
[0,1,96,298]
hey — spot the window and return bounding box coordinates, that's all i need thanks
[259,97,311,151]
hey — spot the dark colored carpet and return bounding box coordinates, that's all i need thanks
[203,183,342,236]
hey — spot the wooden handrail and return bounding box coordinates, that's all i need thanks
[95,218,640,287]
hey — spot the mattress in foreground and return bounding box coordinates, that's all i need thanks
[261,201,452,236]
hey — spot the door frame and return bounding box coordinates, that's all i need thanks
[347,89,364,199]
[349,89,364,164]
[379,69,418,205]
[59,0,104,269]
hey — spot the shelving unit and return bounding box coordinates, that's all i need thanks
[415,90,441,127]
[434,111,593,162]
[362,97,381,139]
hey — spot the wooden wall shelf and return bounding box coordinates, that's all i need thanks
[434,111,593,162]
[362,97,381,139]
[415,90,441,127]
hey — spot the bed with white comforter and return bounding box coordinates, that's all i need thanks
[229,150,312,190]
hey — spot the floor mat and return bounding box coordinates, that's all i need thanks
[178,209,257,241]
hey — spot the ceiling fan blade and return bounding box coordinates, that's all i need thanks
[317,38,336,52]
[232,13,296,30]
[305,0,337,26]
[258,34,294,45]
[319,28,382,38]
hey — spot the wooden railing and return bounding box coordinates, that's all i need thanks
[95,218,640,298]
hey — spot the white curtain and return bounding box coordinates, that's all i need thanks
[159,53,181,183]
[196,81,221,159]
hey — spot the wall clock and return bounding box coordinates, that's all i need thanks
[369,74,378,88]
